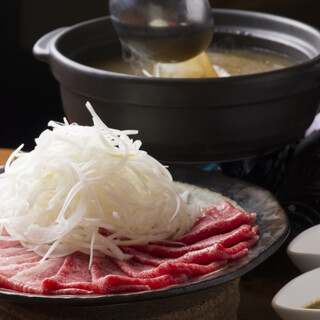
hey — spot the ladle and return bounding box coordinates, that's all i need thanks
[108,0,214,62]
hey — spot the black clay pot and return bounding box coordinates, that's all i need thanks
[33,9,320,163]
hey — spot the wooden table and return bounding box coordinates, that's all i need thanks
[0,149,13,166]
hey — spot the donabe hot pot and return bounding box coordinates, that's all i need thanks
[33,9,320,163]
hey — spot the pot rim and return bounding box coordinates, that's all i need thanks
[34,8,320,107]
[49,8,320,83]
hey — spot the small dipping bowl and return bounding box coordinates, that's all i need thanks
[272,267,320,320]
[287,224,320,273]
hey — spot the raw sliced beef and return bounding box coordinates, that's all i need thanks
[42,252,94,293]
[0,258,64,294]
[0,262,41,278]
[0,252,41,266]
[0,247,32,257]
[176,200,256,244]
[43,253,187,294]
[0,200,259,295]
[113,257,229,279]
[132,224,258,258]
[121,237,258,267]
[0,229,22,249]
[96,272,187,293]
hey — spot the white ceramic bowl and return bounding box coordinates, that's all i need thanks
[272,267,320,320]
[287,224,320,272]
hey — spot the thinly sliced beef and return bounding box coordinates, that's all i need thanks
[132,224,258,258]
[0,247,32,257]
[113,257,229,279]
[0,200,259,295]
[0,262,41,277]
[0,252,41,266]
[42,252,94,293]
[101,273,187,292]
[43,253,186,294]
[0,259,64,294]
[0,229,22,249]
[176,200,256,245]
[0,239,23,249]
[122,236,258,267]
[90,256,150,293]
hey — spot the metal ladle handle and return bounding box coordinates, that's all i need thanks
[109,0,214,62]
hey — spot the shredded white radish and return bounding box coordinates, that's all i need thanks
[0,102,199,262]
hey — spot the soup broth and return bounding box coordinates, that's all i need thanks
[208,49,296,76]
[85,48,297,77]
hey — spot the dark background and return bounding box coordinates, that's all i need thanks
[2,0,320,150]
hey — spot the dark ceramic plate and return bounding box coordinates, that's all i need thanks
[0,165,289,306]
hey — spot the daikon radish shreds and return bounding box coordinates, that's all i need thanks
[0,102,199,262]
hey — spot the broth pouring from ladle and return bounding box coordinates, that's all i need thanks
[109,0,214,63]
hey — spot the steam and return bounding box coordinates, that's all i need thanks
[120,42,154,77]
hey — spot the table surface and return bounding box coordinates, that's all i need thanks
[0,148,299,320]
[0,149,13,166]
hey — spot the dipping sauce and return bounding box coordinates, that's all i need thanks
[304,300,320,309]
[85,48,297,77]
